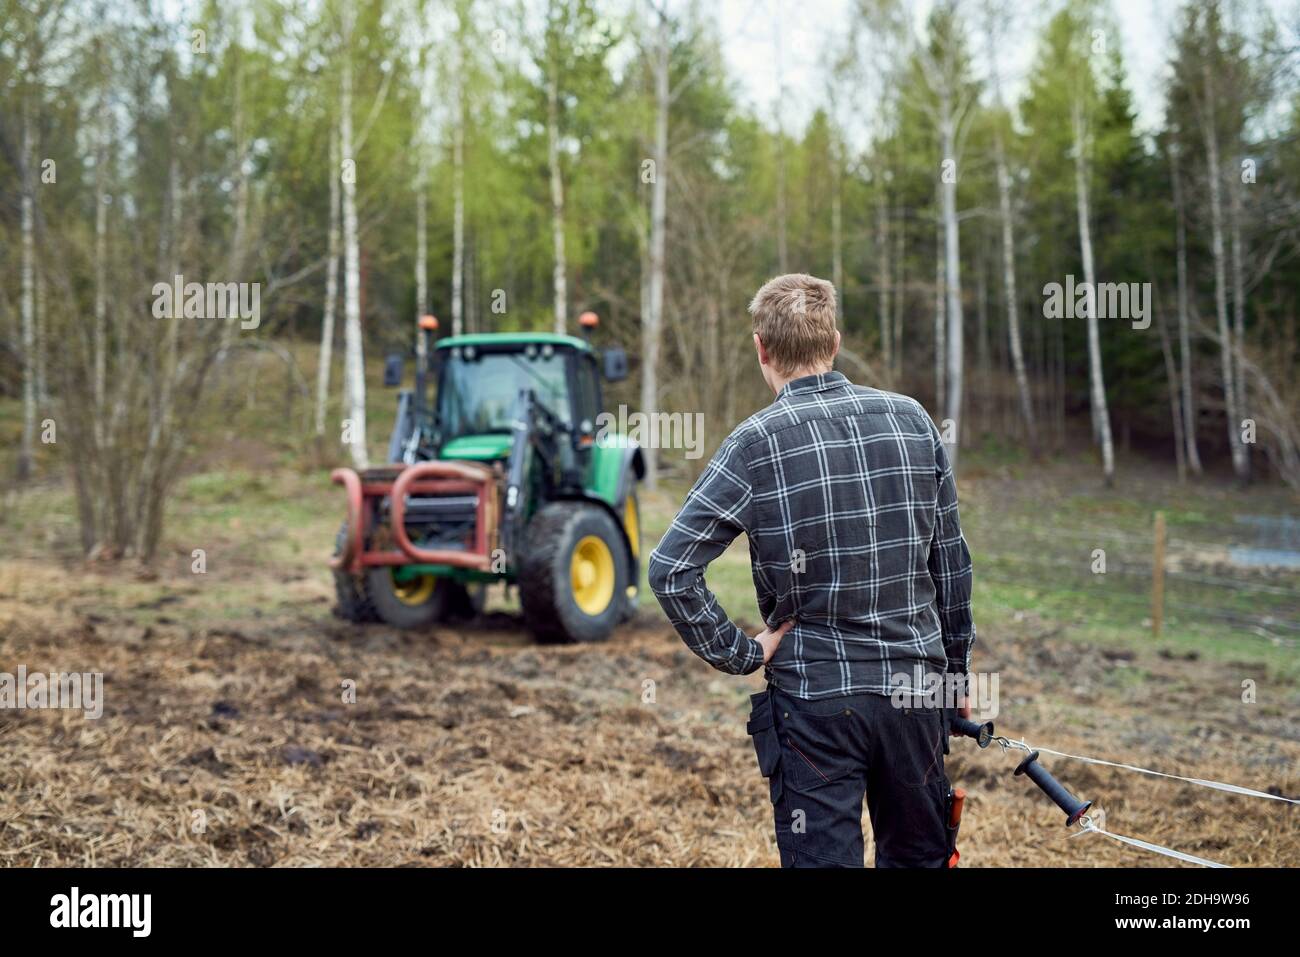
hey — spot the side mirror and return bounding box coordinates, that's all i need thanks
[603,347,628,382]
[383,353,404,387]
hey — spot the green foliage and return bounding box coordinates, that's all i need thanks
[2,0,1298,495]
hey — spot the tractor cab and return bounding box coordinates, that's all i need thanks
[331,318,644,645]
[432,334,600,462]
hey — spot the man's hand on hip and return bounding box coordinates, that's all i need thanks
[754,619,794,664]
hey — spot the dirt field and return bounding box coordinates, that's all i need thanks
[2,352,1297,867]
[2,528,1296,867]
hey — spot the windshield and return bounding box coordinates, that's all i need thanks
[436,347,571,438]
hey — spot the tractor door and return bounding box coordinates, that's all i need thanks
[571,351,602,462]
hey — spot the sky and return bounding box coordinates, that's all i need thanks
[715,0,1181,139]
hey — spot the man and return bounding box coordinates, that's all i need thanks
[648,273,975,868]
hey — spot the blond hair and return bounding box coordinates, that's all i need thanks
[748,273,839,376]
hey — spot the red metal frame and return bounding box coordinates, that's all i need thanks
[330,461,497,575]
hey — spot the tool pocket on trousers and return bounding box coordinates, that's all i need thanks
[746,691,781,778]
[901,707,945,789]
[776,702,856,792]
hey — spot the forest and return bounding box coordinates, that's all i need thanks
[2,0,1298,559]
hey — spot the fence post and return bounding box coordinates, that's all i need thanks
[1152,511,1166,638]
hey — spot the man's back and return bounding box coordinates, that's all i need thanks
[648,370,974,700]
[649,273,974,868]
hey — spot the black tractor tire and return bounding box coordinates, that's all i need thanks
[518,503,629,644]
[365,566,451,629]
[332,522,378,623]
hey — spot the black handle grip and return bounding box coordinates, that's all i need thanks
[1014,751,1092,825]
[950,714,995,749]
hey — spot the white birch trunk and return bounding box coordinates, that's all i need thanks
[93,107,109,441]
[775,141,788,273]
[1202,65,1247,481]
[995,135,1036,442]
[831,138,843,297]
[874,178,891,368]
[547,63,567,334]
[452,50,465,338]
[341,5,369,469]
[415,147,427,327]
[19,105,36,480]
[641,13,669,492]
[35,270,47,405]
[316,128,342,438]
[1229,178,1248,478]
[940,112,964,466]
[933,188,946,416]
[892,193,904,376]
[1170,141,1201,473]
[1072,98,1115,483]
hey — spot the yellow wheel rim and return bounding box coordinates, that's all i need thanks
[393,571,437,606]
[624,496,640,560]
[571,535,615,616]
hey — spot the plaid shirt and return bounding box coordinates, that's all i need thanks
[648,371,974,700]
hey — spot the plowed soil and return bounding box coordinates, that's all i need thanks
[1,557,1295,867]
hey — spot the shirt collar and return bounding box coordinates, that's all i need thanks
[777,370,849,400]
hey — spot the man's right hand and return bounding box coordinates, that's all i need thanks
[754,619,794,664]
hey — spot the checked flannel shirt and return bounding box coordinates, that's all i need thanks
[648,371,975,700]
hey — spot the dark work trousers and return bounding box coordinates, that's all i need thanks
[746,684,951,868]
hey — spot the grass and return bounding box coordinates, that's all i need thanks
[637,488,1300,688]
[2,338,1296,683]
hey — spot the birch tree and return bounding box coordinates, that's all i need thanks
[450,0,469,336]
[18,101,35,480]
[545,6,568,334]
[1167,0,1269,484]
[340,0,369,469]
[92,26,109,447]
[983,3,1035,442]
[1023,7,1116,481]
[861,0,977,464]
[315,127,342,440]
[641,4,670,491]
[914,3,977,460]
[1072,89,1115,483]
[1168,133,1202,473]
[412,3,431,358]
[772,0,789,272]
[1199,58,1247,482]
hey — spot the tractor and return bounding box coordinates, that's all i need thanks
[329,312,644,644]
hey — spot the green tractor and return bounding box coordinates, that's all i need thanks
[330,312,644,644]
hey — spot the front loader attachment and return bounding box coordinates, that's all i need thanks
[331,460,499,576]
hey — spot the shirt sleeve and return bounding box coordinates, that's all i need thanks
[647,438,763,675]
[927,425,975,677]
